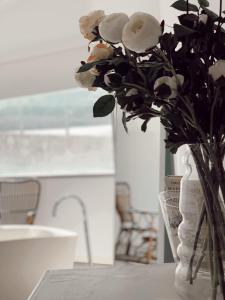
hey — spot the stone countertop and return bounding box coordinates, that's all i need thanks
[28,263,179,300]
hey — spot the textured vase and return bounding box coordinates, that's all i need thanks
[174,149,223,300]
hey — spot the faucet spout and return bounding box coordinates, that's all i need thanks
[52,195,92,265]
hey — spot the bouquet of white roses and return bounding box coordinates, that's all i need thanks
[76,1,225,299]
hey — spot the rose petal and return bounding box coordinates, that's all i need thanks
[99,13,129,43]
[209,60,225,81]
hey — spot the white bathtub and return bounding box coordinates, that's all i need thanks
[0,225,77,300]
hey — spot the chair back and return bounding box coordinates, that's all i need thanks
[0,179,41,224]
[116,182,133,223]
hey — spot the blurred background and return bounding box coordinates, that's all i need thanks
[0,0,222,267]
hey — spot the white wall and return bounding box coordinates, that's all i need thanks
[0,47,86,100]
[0,0,93,99]
[114,113,162,212]
[0,0,90,63]
[90,0,160,17]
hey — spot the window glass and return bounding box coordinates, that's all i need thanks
[0,88,114,177]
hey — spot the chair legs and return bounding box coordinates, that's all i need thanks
[115,228,157,264]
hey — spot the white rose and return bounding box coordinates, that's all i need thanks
[87,43,113,62]
[79,10,105,41]
[174,74,184,86]
[99,13,129,43]
[126,88,138,97]
[199,14,208,24]
[87,43,114,75]
[75,69,97,91]
[154,74,184,99]
[208,60,225,81]
[122,12,161,53]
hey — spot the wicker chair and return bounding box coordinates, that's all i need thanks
[0,179,41,224]
[115,182,158,264]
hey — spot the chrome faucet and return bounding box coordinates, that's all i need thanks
[52,194,92,265]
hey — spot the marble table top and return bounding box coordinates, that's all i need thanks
[28,263,179,300]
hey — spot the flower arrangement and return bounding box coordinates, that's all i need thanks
[75,1,225,299]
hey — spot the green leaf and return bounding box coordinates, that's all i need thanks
[197,0,209,7]
[93,95,115,117]
[77,59,108,73]
[171,0,199,12]
[174,24,196,38]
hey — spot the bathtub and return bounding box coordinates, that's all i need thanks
[0,225,77,300]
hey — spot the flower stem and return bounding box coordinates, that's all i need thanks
[186,203,206,284]
[219,0,223,19]
[191,145,225,300]
[193,234,208,280]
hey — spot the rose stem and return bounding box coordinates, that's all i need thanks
[186,203,206,284]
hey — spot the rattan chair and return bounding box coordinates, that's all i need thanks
[116,182,158,264]
[0,178,41,224]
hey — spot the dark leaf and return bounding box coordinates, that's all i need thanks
[215,76,225,87]
[155,84,172,99]
[161,117,171,128]
[106,73,122,88]
[93,74,113,92]
[114,62,130,76]
[202,8,218,20]
[212,38,225,59]
[126,113,138,122]
[112,57,127,66]
[160,33,178,52]
[198,0,209,7]
[161,20,165,34]
[178,13,199,28]
[171,0,198,12]
[141,119,150,132]
[122,112,128,133]
[140,62,164,68]
[165,140,185,153]
[174,24,196,38]
[77,60,109,73]
[93,95,115,117]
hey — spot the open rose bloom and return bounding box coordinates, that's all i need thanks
[75,3,225,299]
[79,10,105,41]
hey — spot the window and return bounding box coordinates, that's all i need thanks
[0,88,114,177]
